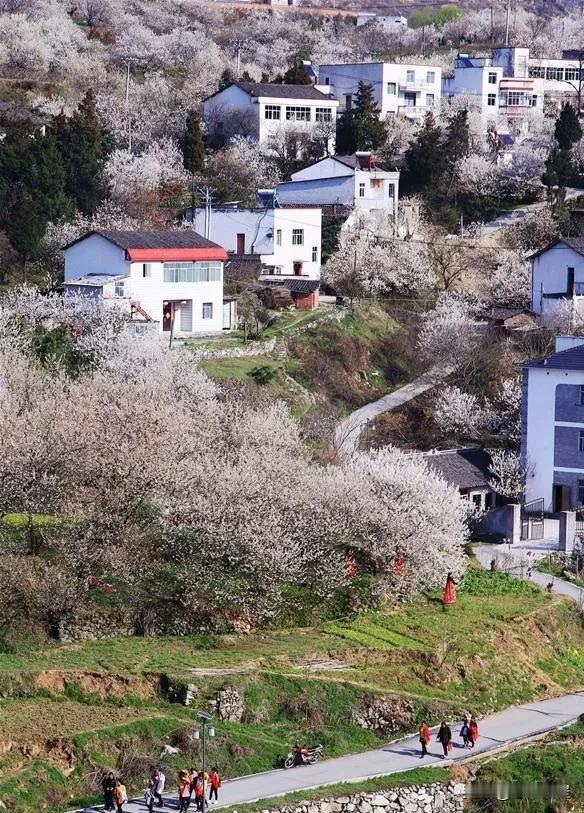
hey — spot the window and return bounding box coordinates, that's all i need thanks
[546,67,564,81]
[487,93,497,106]
[565,67,581,81]
[324,77,329,85]
[472,493,482,508]
[531,94,538,107]
[114,280,125,297]
[426,93,435,107]
[316,107,332,122]
[292,228,304,245]
[202,302,213,320]
[163,261,222,283]
[579,384,584,405]
[293,261,303,276]
[426,71,435,84]
[388,183,394,198]
[506,91,526,106]
[579,430,584,452]
[142,263,151,278]
[265,105,281,120]
[387,81,397,94]
[312,246,318,262]
[406,69,415,82]
[579,479,584,506]
[276,229,282,246]
[286,106,311,121]
[488,71,497,84]
[529,65,545,78]
[359,182,366,197]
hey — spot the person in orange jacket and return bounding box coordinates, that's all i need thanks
[208,767,221,805]
[419,723,431,758]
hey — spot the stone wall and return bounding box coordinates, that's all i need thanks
[256,784,465,813]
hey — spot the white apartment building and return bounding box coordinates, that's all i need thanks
[202,82,338,151]
[530,237,584,319]
[318,62,442,120]
[63,231,230,334]
[275,152,399,219]
[192,206,322,281]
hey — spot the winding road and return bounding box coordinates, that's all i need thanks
[116,693,584,813]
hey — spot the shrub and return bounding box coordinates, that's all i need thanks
[247,364,278,385]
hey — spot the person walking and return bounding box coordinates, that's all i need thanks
[178,772,192,813]
[102,772,116,812]
[193,772,205,811]
[208,767,221,804]
[460,719,471,749]
[469,716,479,748]
[419,723,431,758]
[153,768,165,807]
[145,780,155,813]
[436,721,452,758]
[442,573,457,608]
[114,778,128,813]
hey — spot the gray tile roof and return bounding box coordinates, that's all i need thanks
[423,448,493,490]
[64,230,221,251]
[529,237,584,259]
[225,254,265,281]
[234,82,336,101]
[523,343,584,369]
[261,277,320,294]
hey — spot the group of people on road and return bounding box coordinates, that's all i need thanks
[418,717,479,758]
[177,767,222,813]
[102,773,128,813]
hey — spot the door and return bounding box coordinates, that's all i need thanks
[404,92,416,107]
[236,233,246,254]
[553,484,571,513]
[162,301,173,332]
[179,300,193,333]
[223,301,232,329]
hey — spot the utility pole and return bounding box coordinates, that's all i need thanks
[504,0,511,46]
[232,39,245,78]
[198,186,214,240]
[123,59,132,151]
[490,6,494,44]
[194,712,215,811]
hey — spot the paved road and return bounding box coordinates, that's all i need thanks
[335,363,454,457]
[115,693,584,813]
[474,543,584,606]
[481,188,582,237]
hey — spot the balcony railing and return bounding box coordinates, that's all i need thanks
[398,105,430,117]
[399,80,435,92]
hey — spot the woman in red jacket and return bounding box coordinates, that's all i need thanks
[209,767,221,805]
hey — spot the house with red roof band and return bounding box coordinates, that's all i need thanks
[63,230,235,335]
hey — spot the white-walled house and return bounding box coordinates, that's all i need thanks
[274,152,399,218]
[521,336,584,511]
[318,62,442,120]
[191,206,322,282]
[63,231,231,335]
[202,82,338,151]
[356,12,408,28]
[530,238,584,318]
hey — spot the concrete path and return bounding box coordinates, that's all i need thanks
[335,363,454,457]
[115,693,584,813]
[480,188,582,238]
[474,543,584,606]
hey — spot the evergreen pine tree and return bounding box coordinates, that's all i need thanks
[219,69,235,89]
[5,187,45,279]
[241,70,253,82]
[443,109,470,172]
[335,108,357,155]
[183,113,205,175]
[403,112,442,194]
[57,90,105,215]
[555,102,582,150]
[542,146,573,188]
[29,133,73,223]
[282,59,312,85]
[352,81,387,151]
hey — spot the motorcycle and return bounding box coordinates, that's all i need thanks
[283,745,323,769]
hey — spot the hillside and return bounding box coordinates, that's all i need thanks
[0,570,583,813]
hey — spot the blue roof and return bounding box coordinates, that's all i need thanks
[524,343,584,370]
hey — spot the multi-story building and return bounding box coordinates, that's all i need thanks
[444,46,583,121]
[191,206,322,282]
[274,152,399,218]
[356,12,408,29]
[63,230,231,334]
[521,336,584,511]
[202,82,338,151]
[318,62,442,120]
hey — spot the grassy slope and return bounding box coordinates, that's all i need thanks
[0,572,583,812]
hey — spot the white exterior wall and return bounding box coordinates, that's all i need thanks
[524,367,584,506]
[353,168,399,215]
[194,207,322,279]
[64,234,128,280]
[256,97,338,151]
[531,243,584,315]
[203,84,258,140]
[319,62,441,120]
[443,65,504,116]
[291,158,353,181]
